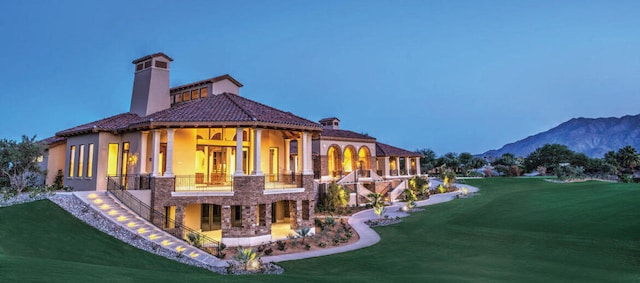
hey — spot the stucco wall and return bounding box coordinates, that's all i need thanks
[45,142,66,186]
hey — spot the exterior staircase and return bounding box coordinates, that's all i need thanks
[73,191,227,267]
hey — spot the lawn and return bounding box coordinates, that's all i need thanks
[1,178,638,282]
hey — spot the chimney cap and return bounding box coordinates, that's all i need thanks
[132,52,173,64]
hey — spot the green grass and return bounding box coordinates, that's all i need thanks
[1,178,639,282]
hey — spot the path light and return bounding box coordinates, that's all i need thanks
[149,234,160,240]
[189,252,200,258]
[462,187,468,196]
[126,222,137,228]
[93,199,103,205]
[87,193,97,199]
[108,210,118,216]
[250,260,260,270]
[100,204,110,210]
[117,216,128,222]
[175,246,186,252]
[137,228,147,234]
[161,240,173,246]
[401,205,409,212]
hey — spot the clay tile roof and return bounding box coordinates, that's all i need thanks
[376,142,422,157]
[56,113,140,137]
[132,52,173,64]
[170,74,243,91]
[319,129,376,141]
[132,93,321,130]
[319,117,340,122]
[39,136,66,145]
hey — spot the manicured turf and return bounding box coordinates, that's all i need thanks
[1,178,639,282]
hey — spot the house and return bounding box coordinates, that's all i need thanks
[41,52,423,247]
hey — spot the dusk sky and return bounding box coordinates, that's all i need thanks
[1,1,638,155]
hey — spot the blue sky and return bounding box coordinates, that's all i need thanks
[1,0,638,155]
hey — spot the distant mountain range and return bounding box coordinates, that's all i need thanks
[481,114,640,158]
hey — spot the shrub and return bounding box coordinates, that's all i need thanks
[324,216,336,227]
[276,240,286,251]
[185,232,203,248]
[233,247,259,271]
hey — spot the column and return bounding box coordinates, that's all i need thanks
[151,130,161,177]
[164,129,175,177]
[384,157,390,177]
[405,157,411,176]
[284,138,291,174]
[415,157,421,175]
[139,131,149,174]
[296,136,302,174]
[251,128,263,175]
[396,157,401,176]
[302,132,313,175]
[235,128,244,176]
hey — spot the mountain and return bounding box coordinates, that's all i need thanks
[481,114,640,158]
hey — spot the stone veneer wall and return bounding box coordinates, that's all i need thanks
[150,174,316,240]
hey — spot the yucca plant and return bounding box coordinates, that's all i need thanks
[233,247,258,271]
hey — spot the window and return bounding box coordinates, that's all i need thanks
[200,87,208,98]
[155,60,167,69]
[143,60,151,69]
[258,204,266,226]
[191,89,198,100]
[87,144,94,178]
[183,91,190,101]
[78,144,85,178]
[68,146,76,177]
[136,63,143,71]
[107,143,119,176]
[231,205,242,227]
[175,94,182,103]
[121,142,130,176]
[165,206,176,229]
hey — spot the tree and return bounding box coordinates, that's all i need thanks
[324,182,349,213]
[0,135,45,195]
[524,144,575,173]
[438,152,460,170]
[616,145,640,174]
[417,148,437,172]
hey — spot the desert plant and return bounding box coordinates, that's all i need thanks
[324,216,336,227]
[296,226,313,245]
[185,232,203,248]
[233,247,259,271]
[276,240,287,251]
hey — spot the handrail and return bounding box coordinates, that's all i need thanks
[106,176,221,257]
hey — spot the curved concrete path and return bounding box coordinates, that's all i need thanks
[263,181,479,263]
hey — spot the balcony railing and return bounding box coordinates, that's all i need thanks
[174,174,233,192]
[106,176,221,256]
[409,169,418,175]
[109,174,151,190]
[265,173,303,190]
[357,169,371,178]
[390,169,399,176]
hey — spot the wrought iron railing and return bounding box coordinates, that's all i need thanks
[175,174,233,192]
[358,169,371,178]
[109,174,151,190]
[409,169,418,175]
[265,173,303,190]
[390,169,399,176]
[106,176,221,256]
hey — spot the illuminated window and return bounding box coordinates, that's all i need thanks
[191,90,198,100]
[175,94,182,103]
[68,146,76,177]
[78,144,85,178]
[183,91,190,101]
[87,144,94,178]
[121,142,130,176]
[107,143,119,176]
[200,87,208,98]
[165,206,176,229]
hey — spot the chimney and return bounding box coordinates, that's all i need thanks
[319,117,340,129]
[130,53,173,116]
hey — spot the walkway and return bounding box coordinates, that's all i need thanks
[262,181,479,263]
[73,191,228,268]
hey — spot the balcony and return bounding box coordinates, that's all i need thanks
[265,173,304,192]
[174,174,233,192]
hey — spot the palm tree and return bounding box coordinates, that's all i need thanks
[616,146,640,174]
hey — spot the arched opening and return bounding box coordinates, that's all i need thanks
[327,145,342,177]
[358,146,371,170]
[343,146,357,174]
